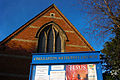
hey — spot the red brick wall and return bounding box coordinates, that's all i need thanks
[4,8,92,55]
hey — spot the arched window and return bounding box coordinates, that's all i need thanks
[36,22,68,53]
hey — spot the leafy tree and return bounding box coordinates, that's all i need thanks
[101,26,120,80]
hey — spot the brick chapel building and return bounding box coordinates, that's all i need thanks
[0,4,94,80]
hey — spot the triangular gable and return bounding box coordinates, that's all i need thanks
[0,4,55,45]
[0,4,94,51]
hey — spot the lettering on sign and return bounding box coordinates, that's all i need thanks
[34,55,98,61]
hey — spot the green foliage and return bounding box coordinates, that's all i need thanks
[103,72,115,80]
[101,27,120,80]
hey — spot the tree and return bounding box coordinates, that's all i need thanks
[77,0,120,43]
[77,0,120,79]
[101,26,120,80]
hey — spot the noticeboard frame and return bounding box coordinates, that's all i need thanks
[29,51,103,80]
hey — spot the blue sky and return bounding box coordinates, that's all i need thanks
[0,0,108,50]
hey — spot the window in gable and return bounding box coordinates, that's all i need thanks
[36,22,68,53]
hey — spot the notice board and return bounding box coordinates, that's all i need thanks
[29,51,103,80]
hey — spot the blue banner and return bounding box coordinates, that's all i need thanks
[32,51,100,64]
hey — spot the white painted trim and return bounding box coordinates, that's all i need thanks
[12,38,37,42]
[66,44,87,48]
[42,16,63,19]
[64,30,75,33]
[29,25,40,28]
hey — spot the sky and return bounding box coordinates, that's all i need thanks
[0,0,108,51]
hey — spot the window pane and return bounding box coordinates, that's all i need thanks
[55,34,61,52]
[47,28,53,52]
[38,32,46,53]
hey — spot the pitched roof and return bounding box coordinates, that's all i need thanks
[0,4,94,51]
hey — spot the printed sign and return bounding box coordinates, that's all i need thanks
[35,65,49,80]
[35,75,49,80]
[66,64,88,80]
[66,64,97,80]
[51,65,64,70]
[50,71,65,80]
[87,64,97,80]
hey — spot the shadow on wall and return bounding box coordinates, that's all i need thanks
[0,42,33,80]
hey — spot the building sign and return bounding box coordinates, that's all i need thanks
[29,51,103,80]
[32,52,100,64]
